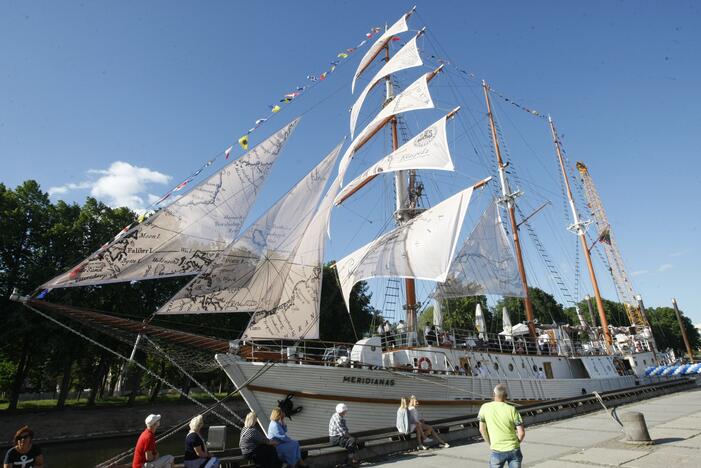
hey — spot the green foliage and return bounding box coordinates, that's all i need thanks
[495,287,566,327]
[439,296,490,330]
[646,306,700,354]
[319,264,376,343]
[418,306,434,327]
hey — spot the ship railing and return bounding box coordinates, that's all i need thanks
[239,330,609,368]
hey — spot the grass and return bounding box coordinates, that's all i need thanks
[0,391,238,411]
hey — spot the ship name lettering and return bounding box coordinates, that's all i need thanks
[342,376,395,386]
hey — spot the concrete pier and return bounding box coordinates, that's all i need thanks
[366,386,701,467]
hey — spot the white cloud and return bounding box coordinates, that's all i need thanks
[658,263,673,272]
[669,250,687,258]
[632,270,649,276]
[47,161,171,211]
[48,181,93,195]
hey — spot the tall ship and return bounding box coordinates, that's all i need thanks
[13,7,676,441]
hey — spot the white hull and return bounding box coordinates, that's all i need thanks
[217,350,664,440]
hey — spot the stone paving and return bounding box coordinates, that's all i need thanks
[366,386,701,467]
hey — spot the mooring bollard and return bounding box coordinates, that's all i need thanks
[620,412,653,445]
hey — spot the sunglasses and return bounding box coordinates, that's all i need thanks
[16,434,31,441]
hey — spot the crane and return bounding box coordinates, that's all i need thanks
[575,161,650,329]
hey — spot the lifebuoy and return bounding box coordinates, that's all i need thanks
[417,357,432,371]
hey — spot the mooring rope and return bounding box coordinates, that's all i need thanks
[96,362,277,468]
[143,335,245,424]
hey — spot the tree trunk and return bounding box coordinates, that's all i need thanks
[87,355,107,407]
[179,375,191,402]
[126,350,146,406]
[149,361,166,402]
[8,335,31,410]
[55,353,75,409]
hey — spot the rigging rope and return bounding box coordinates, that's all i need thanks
[22,302,242,428]
[97,361,276,468]
[143,335,245,423]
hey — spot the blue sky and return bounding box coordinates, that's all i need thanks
[1,1,699,324]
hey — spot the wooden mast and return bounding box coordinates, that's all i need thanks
[548,116,612,347]
[672,298,694,361]
[482,81,537,338]
[383,43,419,337]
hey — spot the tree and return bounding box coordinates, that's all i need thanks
[439,296,490,331]
[646,306,700,355]
[495,287,567,328]
[319,264,376,342]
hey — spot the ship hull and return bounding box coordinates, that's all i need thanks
[216,352,663,440]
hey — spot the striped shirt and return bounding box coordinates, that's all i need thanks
[329,413,349,437]
[239,426,268,455]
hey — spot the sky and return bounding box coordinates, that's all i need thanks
[1,1,699,324]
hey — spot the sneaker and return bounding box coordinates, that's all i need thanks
[440,443,450,448]
[418,444,428,450]
[424,437,434,444]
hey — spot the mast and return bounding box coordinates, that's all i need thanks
[671,298,694,361]
[548,116,612,347]
[482,81,536,338]
[384,43,419,337]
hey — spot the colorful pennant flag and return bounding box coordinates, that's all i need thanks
[270,104,281,113]
[337,53,348,59]
[238,134,249,150]
[598,228,612,245]
[224,145,233,159]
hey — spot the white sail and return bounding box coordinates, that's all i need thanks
[352,12,410,94]
[243,167,346,340]
[336,115,453,205]
[40,119,301,289]
[339,72,435,182]
[350,36,423,138]
[158,141,343,315]
[434,202,524,299]
[335,186,474,310]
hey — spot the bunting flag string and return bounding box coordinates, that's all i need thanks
[144,24,380,217]
[426,53,546,119]
[233,24,382,148]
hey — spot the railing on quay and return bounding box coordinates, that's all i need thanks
[191,377,696,468]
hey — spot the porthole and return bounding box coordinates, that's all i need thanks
[508,363,514,372]
[521,361,525,368]
[533,364,538,371]
[643,359,647,365]
[494,362,499,371]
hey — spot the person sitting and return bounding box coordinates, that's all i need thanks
[132,414,174,468]
[267,408,306,467]
[396,397,427,449]
[183,415,219,468]
[408,397,449,448]
[3,426,43,468]
[329,403,359,465]
[240,412,281,468]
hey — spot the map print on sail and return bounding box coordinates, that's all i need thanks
[352,11,411,94]
[339,72,435,182]
[158,141,343,315]
[350,35,423,137]
[243,167,346,340]
[434,202,524,299]
[336,114,454,205]
[335,186,474,310]
[40,119,300,289]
